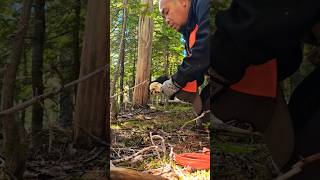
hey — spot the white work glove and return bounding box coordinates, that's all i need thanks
[161,78,181,99]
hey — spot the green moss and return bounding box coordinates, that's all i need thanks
[220,143,258,154]
[110,124,121,129]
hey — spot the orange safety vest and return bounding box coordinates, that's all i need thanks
[182,25,199,93]
[231,59,277,98]
[182,25,277,98]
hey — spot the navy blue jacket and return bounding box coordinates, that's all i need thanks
[172,0,211,87]
[173,0,320,86]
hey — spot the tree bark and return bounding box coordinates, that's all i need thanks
[133,0,153,106]
[110,59,120,98]
[73,0,108,148]
[59,88,73,128]
[73,0,81,97]
[31,0,45,144]
[129,30,138,103]
[164,43,169,76]
[110,0,128,115]
[110,59,120,120]
[119,0,128,110]
[58,0,81,128]
[129,56,136,103]
[0,0,33,178]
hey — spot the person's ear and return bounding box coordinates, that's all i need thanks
[179,0,187,7]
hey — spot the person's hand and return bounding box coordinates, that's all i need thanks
[149,75,169,94]
[149,82,162,94]
[161,78,181,99]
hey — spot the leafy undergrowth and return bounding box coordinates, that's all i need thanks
[111,104,210,180]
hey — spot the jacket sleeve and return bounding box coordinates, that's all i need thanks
[172,0,211,87]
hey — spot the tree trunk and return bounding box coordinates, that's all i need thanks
[119,0,128,110]
[163,45,169,105]
[110,60,120,120]
[129,32,138,103]
[0,0,33,178]
[31,0,45,144]
[73,0,108,148]
[110,60,120,98]
[73,0,81,97]
[110,0,128,115]
[133,0,153,106]
[21,44,28,132]
[164,44,169,76]
[129,57,136,103]
[59,88,73,128]
[58,0,81,128]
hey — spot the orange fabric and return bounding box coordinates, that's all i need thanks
[182,25,199,93]
[174,147,210,170]
[182,24,277,97]
[189,25,198,48]
[231,59,277,98]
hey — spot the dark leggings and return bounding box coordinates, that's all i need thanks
[285,67,320,179]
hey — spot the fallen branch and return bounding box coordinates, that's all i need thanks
[0,168,18,180]
[274,152,320,180]
[179,110,258,136]
[180,110,211,130]
[110,166,167,180]
[0,65,108,116]
[112,146,158,164]
[0,156,17,180]
[110,80,148,99]
[83,148,105,163]
[158,99,191,106]
[211,114,261,136]
[143,164,172,176]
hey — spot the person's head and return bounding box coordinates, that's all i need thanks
[159,0,191,32]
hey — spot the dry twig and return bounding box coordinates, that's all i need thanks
[112,146,158,164]
[110,80,148,99]
[83,148,105,163]
[180,110,211,130]
[150,133,166,159]
[274,152,320,180]
[211,114,261,136]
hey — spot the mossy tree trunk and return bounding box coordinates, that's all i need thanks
[73,0,108,148]
[0,0,33,178]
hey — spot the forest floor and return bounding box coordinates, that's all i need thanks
[212,122,277,180]
[19,103,277,179]
[23,127,109,179]
[111,103,278,180]
[111,103,210,180]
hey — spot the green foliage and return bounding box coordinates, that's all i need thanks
[110,0,235,102]
[111,0,184,101]
[0,0,87,130]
